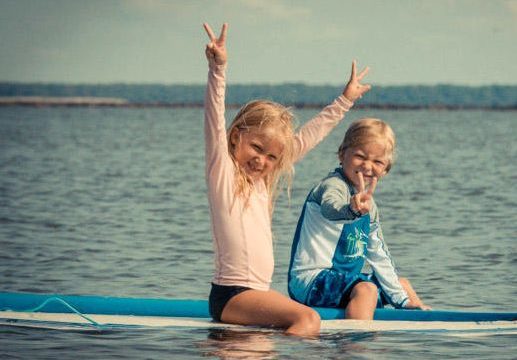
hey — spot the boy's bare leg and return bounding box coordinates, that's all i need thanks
[221,289,321,337]
[345,282,378,319]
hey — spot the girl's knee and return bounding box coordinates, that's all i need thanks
[294,307,320,333]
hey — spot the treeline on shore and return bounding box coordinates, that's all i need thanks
[0,83,516,109]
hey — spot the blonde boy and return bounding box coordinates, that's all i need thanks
[288,118,429,319]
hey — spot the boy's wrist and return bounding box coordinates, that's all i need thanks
[400,298,410,308]
[348,204,362,218]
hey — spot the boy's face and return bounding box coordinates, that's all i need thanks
[340,142,389,190]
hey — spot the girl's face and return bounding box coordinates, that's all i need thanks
[340,141,389,189]
[231,126,284,182]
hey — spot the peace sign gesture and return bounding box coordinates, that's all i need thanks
[203,23,228,66]
[342,60,371,102]
[350,172,378,215]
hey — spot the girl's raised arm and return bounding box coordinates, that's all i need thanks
[292,61,370,162]
[204,23,229,167]
[342,60,371,102]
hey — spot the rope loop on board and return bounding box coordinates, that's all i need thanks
[8,297,103,329]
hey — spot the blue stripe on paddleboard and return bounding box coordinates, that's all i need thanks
[1,292,516,322]
[0,292,208,318]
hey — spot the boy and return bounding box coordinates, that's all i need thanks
[288,118,429,319]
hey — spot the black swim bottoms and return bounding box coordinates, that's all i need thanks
[209,283,251,321]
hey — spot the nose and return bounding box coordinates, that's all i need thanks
[254,156,265,167]
[361,160,373,172]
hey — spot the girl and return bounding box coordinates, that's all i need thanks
[203,23,371,336]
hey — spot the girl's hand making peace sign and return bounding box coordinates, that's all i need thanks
[350,172,377,215]
[203,23,228,66]
[342,60,371,102]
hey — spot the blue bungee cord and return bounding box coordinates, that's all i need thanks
[7,297,103,329]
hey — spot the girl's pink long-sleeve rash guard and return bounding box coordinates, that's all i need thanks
[205,63,353,291]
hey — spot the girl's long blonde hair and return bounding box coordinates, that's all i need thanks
[227,100,296,212]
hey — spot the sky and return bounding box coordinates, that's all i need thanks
[0,0,516,86]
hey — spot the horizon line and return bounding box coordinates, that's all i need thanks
[1,81,517,88]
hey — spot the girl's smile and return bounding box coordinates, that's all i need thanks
[231,128,284,181]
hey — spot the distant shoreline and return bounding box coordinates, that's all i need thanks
[0,97,515,111]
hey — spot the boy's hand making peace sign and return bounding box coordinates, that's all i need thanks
[203,23,228,66]
[350,172,377,215]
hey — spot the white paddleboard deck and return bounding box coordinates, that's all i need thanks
[2,311,516,336]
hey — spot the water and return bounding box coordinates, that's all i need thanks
[0,106,516,359]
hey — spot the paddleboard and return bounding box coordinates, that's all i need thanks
[1,292,516,335]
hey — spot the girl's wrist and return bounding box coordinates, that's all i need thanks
[209,62,227,72]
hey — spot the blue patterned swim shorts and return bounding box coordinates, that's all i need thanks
[305,269,374,308]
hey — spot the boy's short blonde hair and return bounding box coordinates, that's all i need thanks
[338,118,396,173]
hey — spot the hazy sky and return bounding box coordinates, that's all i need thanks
[1,0,516,85]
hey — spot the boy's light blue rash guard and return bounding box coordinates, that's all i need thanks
[288,168,409,308]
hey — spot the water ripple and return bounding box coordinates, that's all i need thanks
[1,107,516,358]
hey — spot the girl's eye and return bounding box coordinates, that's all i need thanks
[252,144,262,152]
[375,160,386,167]
[268,155,278,162]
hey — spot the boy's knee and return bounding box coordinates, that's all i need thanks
[398,277,409,287]
[352,282,378,299]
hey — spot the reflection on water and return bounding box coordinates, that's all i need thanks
[315,332,378,357]
[199,329,380,360]
[199,328,278,359]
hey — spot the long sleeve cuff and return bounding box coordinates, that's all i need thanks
[397,297,410,309]
[347,204,362,219]
[335,95,354,111]
[208,63,227,73]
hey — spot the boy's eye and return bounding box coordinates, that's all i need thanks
[268,154,278,162]
[375,160,385,166]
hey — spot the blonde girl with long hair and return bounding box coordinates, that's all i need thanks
[204,23,371,336]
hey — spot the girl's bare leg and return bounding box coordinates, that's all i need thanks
[345,282,378,320]
[221,289,320,337]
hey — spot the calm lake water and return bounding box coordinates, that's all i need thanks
[0,106,516,359]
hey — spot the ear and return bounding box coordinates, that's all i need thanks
[230,128,240,148]
[380,165,390,177]
[338,150,345,166]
